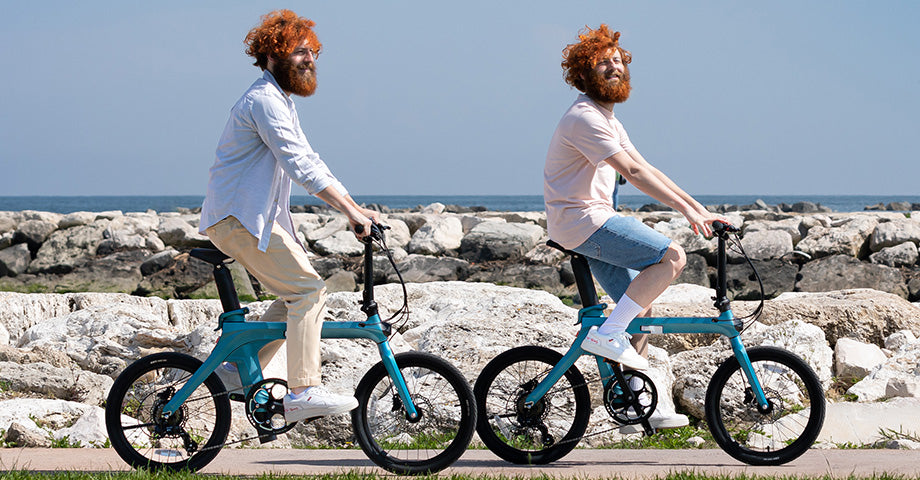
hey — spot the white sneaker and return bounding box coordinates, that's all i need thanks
[283,386,359,422]
[214,362,243,393]
[581,327,649,370]
[619,410,690,434]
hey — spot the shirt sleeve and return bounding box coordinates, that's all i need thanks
[566,109,627,166]
[250,93,347,196]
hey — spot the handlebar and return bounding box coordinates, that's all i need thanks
[354,221,389,241]
[712,220,740,235]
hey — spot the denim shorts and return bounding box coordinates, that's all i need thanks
[571,215,672,302]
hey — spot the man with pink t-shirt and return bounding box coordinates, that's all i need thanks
[544,25,725,432]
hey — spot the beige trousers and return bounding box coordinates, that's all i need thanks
[206,216,325,388]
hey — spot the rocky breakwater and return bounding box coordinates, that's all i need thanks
[1,203,920,303]
[1,285,919,450]
[2,203,920,449]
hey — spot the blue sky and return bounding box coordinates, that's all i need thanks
[2,1,918,197]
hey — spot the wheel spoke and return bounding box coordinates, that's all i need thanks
[705,346,825,465]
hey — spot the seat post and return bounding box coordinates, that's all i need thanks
[570,253,600,307]
[214,263,241,312]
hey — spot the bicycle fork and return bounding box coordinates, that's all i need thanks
[727,336,770,409]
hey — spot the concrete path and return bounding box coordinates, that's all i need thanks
[3,448,920,478]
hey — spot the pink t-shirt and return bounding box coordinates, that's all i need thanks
[544,95,635,249]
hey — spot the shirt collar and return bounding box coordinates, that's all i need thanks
[262,70,293,103]
[578,93,615,118]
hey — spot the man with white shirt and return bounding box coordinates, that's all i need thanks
[200,10,378,421]
[544,25,725,432]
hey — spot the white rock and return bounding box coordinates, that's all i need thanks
[313,230,364,256]
[58,211,98,229]
[817,397,920,445]
[869,241,919,267]
[848,341,920,401]
[0,398,104,447]
[17,302,182,375]
[380,218,411,250]
[407,216,463,255]
[0,292,72,344]
[739,319,834,387]
[886,330,918,352]
[420,202,445,214]
[835,337,888,380]
[870,219,920,251]
[654,284,716,304]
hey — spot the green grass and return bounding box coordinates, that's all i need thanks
[608,425,717,449]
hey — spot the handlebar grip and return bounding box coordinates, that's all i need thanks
[712,221,739,233]
[355,222,388,238]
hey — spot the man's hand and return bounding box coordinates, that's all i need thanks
[684,208,730,238]
[348,207,381,239]
[347,210,373,239]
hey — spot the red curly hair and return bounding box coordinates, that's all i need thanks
[562,24,631,92]
[244,10,322,70]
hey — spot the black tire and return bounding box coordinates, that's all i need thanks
[474,346,591,464]
[105,352,232,471]
[705,346,825,465]
[351,351,476,474]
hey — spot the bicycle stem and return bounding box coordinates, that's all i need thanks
[714,231,731,313]
[361,235,378,318]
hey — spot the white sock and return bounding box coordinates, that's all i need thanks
[597,294,644,335]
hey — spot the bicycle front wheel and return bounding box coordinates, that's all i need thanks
[351,351,476,474]
[105,352,231,471]
[705,346,825,465]
[474,345,590,465]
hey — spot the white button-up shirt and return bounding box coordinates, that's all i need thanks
[200,70,346,251]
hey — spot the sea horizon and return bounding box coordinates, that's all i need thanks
[1,194,919,215]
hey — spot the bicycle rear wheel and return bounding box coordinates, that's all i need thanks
[474,345,590,464]
[705,346,825,465]
[105,352,231,471]
[351,351,476,474]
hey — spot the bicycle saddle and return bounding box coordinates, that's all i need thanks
[190,248,231,265]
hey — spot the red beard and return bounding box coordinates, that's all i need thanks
[273,57,317,97]
[585,67,631,104]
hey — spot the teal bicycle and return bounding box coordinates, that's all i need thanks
[105,223,476,474]
[474,221,825,466]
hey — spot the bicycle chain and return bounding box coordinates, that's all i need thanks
[157,380,306,457]
[511,367,654,448]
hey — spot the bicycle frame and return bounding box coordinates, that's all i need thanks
[161,230,419,420]
[526,226,769,411]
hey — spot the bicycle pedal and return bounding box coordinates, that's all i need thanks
[259,433,278,444]
[229,393,246,402]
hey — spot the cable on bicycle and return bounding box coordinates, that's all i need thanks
[724,230,764,333]
[366,223,411,337]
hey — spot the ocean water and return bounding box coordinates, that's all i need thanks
[1,194,918,214]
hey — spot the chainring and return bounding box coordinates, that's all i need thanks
[245,378,297,435]
[603,369,657,425]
